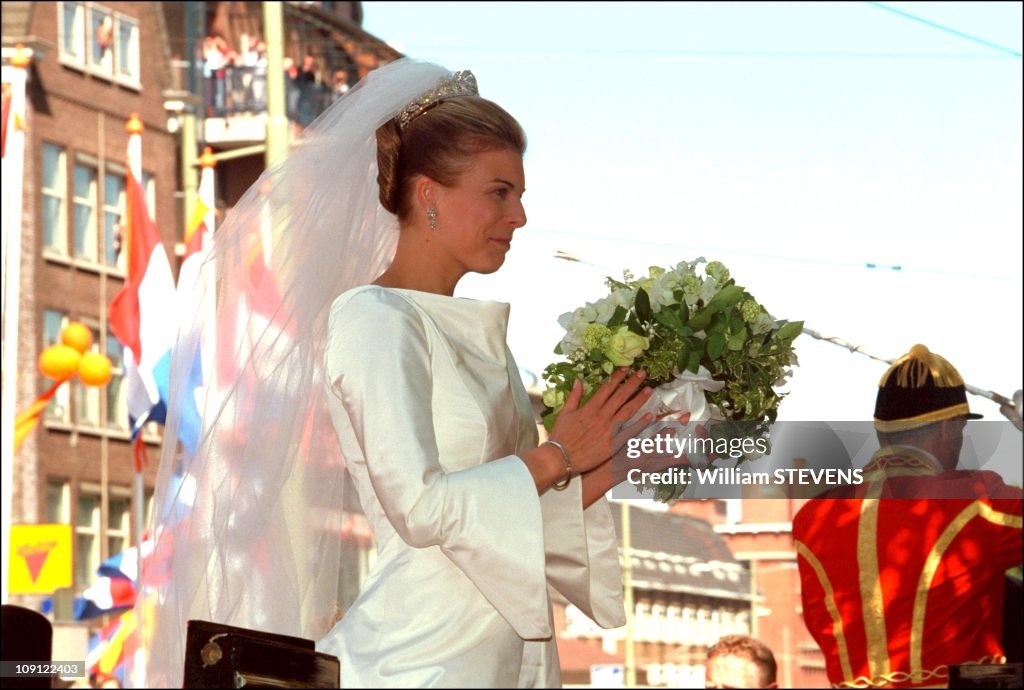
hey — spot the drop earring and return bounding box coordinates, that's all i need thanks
[427,206,438,231]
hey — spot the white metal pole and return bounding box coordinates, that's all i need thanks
[125,113,148,558]
[1,45,32,605]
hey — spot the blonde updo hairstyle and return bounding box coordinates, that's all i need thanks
[376,96,527,222]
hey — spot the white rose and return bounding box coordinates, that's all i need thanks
[698,276,719,304]
[591,297,619,324]
[650,271,681,310]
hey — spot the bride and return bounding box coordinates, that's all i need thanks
[141,59,653,688]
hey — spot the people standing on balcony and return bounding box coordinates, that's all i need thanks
[294,53,321,131]
[237,33,259,67]
[284,56,301,123]
[331,68,349,103]
[202,35,234,116]
[250,39,269,111]
[234,33,263,111]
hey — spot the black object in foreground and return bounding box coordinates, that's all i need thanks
[183,619,339,688]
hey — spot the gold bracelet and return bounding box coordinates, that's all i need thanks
[544,439,573,491]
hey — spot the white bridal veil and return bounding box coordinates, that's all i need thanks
[139,59,453,687]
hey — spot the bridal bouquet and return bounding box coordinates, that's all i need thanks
[541,259,802,500]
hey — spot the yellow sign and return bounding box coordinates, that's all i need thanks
[9,523,73,594]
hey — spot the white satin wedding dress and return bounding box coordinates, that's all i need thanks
[317,285,625,687]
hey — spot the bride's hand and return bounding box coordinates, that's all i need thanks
[548,368,653,475]
[608,411,705,486]
[576,411,699,506]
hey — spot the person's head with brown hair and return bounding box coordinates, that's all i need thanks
[706,634,778,688]
[373,71,528,295]
[375,87,526,222]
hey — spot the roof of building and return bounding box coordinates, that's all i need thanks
[612,504,752,601]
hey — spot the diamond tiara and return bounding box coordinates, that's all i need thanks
[396,70,479,131]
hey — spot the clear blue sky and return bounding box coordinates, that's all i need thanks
[361,2,1023,424]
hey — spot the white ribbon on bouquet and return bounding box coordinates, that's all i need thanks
[632,366,725,425]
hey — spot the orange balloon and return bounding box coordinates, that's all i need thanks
[39,344,82,381]
[78,352,113,387]
[61,322,93,354]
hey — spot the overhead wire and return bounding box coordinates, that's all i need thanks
[864,1,1022,58]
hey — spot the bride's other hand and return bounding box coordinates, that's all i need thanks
[519,369,652,492]
[549,369,653,475]
[609,411,699,486]
[574,411,705,506]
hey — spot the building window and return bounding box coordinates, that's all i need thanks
[47,156,148,275]
[88,6,114,76]
[72,162,98,264]
[43,310,72,423]
[709,609,722,644]
[696,608,708,644]
[666,604,682,644]
[59,2,86,64]
[102,170,126,270]
[115,17,140,82]
[75,486,101,586]
[681,606,695,645]
[71,321,103,428]
[58,1,140,87]
[635,601,651,642]
[650,602,666,643]
[107,491,131,557]
[46,479,71,524]
[42,143,68,256]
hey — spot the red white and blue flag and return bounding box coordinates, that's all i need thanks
[108,165,178,459]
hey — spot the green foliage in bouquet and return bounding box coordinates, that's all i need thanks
[541,259,803,436]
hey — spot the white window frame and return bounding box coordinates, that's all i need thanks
[75,483,102,587]
[87,4,114,77]
[71,158,99,265]
[102,166,127,272]
[114,15,140,83]
[46,479,71,524]
[635,600,651,642]
[63,155,144,276]
[58,1,86,66]
[681,606,695,645]
[106,488,132,558]
[650,601,666,643]
[57,1,141,89]
[42,142,69,258]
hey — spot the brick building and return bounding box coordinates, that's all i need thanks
[3,1,178,610]
[2,2,397,667]
[672,498,829,688]
[555,503,754,687]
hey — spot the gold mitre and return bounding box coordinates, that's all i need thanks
[873,344,981,432]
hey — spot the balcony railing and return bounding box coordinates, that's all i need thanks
[205,63,334,124]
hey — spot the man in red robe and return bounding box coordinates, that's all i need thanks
[794,345,1022,688]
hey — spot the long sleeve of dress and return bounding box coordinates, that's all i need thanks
[325,288,553,640]
[539,481,627,628]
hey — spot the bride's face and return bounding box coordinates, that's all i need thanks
[430,147,526,277]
